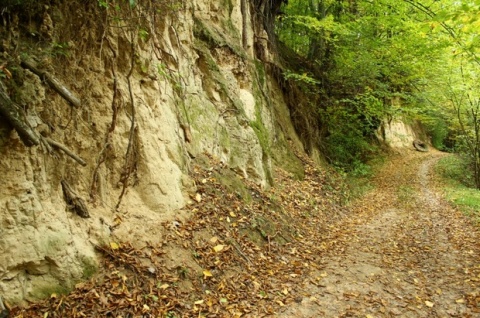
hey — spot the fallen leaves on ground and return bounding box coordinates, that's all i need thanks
[11,151,352,317]
[10,151,480,317]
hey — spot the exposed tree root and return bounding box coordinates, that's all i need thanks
[20,58,81,108]
[115,29,138,211]
[61,180,90,218]
[0,81,40,146]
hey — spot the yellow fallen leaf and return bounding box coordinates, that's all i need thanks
[159,284,169,289]
[143,304,150,311]
[456,299,465,304]
[203,269,213,278]
[229,211,237,217]
[282,288,289,295]
[209,236,219,243]
[110,242,119,250]
[213,244,225,252]
[195,193,202,202]
[425,300,434,308]
[194,300,204,305]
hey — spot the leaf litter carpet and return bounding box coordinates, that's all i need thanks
[11,151,480,317]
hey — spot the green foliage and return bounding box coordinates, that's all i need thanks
[436,155,474,188]
[273,0,480,178]
[283,70,320,85]
[427,120,449,150]
[98,0,109,8]
[320,90,383,170]
[275,0,453,170]
[323,128,376,170]
[138,28,149,42]
[50,42,71,57]
[98,0,136,9]
[436,155,480,224]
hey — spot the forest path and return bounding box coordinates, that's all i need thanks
[277,150,480,317]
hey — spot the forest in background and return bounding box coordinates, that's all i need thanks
[274,0,480,188]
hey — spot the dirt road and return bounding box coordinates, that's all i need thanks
[278,150,480,317]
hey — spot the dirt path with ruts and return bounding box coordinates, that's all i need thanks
[278,150,480,317]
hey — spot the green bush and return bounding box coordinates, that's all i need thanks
[436,155,474,187]
[436,155,480,225]
[426,119,448,150]
[323,129,376,171]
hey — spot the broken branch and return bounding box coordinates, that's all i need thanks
[21,58,81,108]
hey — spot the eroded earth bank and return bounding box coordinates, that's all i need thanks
[11,150,480,317]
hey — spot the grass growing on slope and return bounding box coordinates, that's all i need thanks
[436,155,480,225]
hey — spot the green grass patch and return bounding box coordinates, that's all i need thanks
[436,155,480,225]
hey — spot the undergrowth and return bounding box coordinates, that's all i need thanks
[341,155,386,204]
[436,155,480,225]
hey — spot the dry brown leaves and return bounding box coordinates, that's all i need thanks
[11,152,353,317]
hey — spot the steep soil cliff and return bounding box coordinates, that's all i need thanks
[0,0,307,303]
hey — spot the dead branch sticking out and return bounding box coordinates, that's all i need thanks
[21,59,81,108]
[0,81,40,146]
[44,137,87,166]
[61,180,90,218]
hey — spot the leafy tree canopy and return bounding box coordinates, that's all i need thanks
[275,0,480,175]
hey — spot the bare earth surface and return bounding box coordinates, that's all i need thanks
[278,150,480,317]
